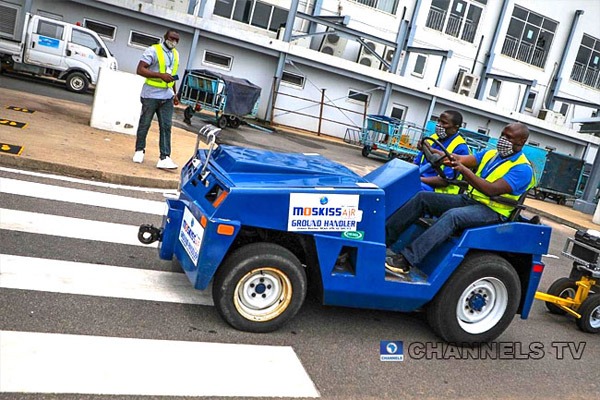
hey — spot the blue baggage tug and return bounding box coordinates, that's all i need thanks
[139,126,552,343]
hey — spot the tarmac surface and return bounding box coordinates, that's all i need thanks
[1,87,599,232]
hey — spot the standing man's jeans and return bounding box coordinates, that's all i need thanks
[385,191,502,266]
[135,97,174,159]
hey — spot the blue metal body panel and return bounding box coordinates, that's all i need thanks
[158,143,552,317]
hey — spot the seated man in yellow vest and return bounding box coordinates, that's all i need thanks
[385,122,534,276]
[133,28,180,169]
[415,110,470,193]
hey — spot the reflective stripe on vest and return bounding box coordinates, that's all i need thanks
[467,150,535,217]
[145,44,179,89]
[419,133,469,194]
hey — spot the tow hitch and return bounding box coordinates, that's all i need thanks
[138,224,162,244]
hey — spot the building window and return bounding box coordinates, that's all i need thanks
[412,55,427,77]
[525,91,537,111]
[390,104,407,120]
[347,89,369,105]
[203,50,233,70]
[570,34,600,90]
[425,0,486,44]
[487,79,501,100]
[83,19,116,41]
[559,103,569,116]
[351,0,399,15]
[501,5,557,68]
[129,31,160,48]
[214,0,288,32]
[281,71,305,88]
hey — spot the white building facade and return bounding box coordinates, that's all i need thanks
[2,0,599,161]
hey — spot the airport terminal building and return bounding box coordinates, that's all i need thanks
[2,0,599,162]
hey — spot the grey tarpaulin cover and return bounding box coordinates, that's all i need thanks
[185,69,261,116]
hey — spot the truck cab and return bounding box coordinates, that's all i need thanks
[0,12,117,92]
[141,128,552,344]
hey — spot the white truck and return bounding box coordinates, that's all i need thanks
[0,8,118,93]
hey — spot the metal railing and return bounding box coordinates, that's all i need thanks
[571,62,600,89]
[426,7,476,43]
[426,7,446,32]
[501,35,547,68]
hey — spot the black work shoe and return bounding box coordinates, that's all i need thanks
[385,253,411,275]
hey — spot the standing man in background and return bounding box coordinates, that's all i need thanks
[133,28,180,169]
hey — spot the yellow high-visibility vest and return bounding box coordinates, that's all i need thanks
[145,44,179,89]
[417,133,469,194]
[468,149,535,217]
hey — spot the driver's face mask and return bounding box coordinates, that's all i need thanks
[435,124,448,140]
[164,39,177,50]
[497,136,515,158]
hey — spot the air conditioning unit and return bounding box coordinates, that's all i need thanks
[277,27,311,48]
[356,41,384,69]
[453,71,480,97]
[538,109,556,122]
[320,32,347,57]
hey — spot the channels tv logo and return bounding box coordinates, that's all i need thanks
[380,341,404,361]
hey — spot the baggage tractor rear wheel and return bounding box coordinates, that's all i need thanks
[217,115,228,129]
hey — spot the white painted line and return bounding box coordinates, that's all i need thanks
[0,208,156,247]
[0,331,319,397]
[0,166,179,194]
[0,177,165,215]
[0,254,212,305]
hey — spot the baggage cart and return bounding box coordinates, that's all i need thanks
[178,69,261,129]
[360,115,424,161]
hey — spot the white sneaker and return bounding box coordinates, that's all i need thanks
[133,150,144,163]
[157,156,178,169]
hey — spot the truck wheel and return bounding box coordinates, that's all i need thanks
[212,242,307,333]
[66,72,89,93]
[545,277,578,315]
[576,294,600,333]
[427,253,521,343]
[361,146,371,157]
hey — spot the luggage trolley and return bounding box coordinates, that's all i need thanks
[360,115,423,162]
[535,229,600,333]
[178,69,261,129]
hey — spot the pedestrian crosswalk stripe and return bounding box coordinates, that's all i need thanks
[0,166,179,194]
[0,330,320,397]
[0,254,212,305]
[0,208,156,247]
[0,177,166,215]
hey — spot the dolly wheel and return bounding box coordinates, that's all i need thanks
[217,115,228,129]
[212,243,307,333]
[576,294,600,333]
[545,277,578,315]
[361,145,371,157]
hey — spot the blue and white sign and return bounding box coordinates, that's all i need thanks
[38,36,60,49]
[179,207,204,265]
[288,193,363,232]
